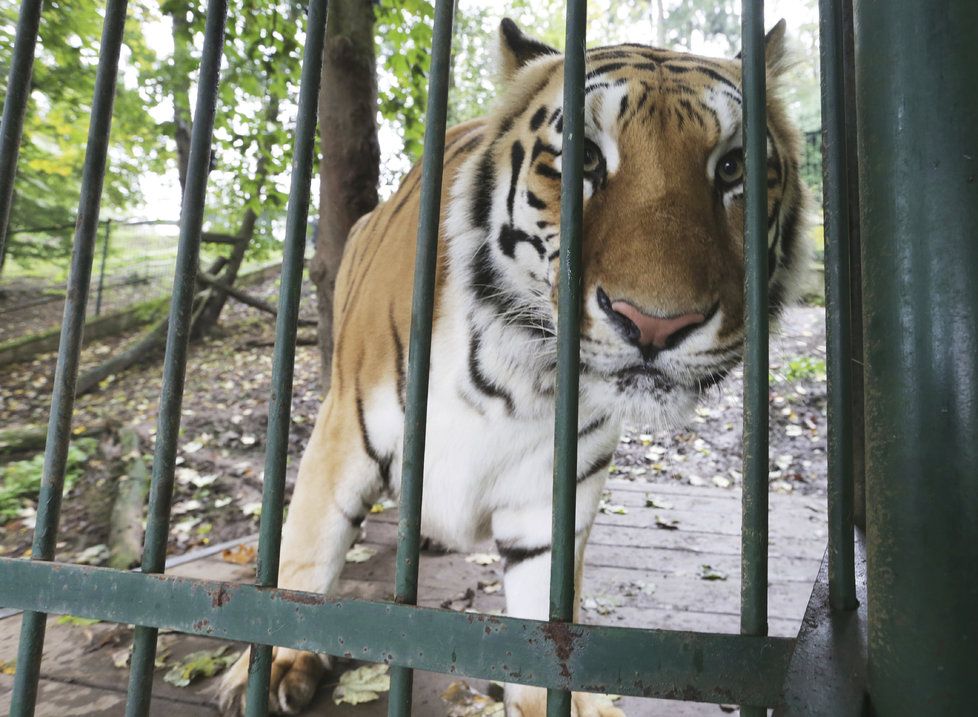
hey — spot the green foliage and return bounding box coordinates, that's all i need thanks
[0,0,166,265]
[0,437,98,523]
[782,356,827,383]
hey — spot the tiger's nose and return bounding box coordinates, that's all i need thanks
[597,288,707,350]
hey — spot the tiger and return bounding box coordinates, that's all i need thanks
[219,17,808,717]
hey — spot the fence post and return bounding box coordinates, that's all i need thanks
[854,0,978,713]
[95,219,111,316]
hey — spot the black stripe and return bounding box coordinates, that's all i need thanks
[618,95,629,120]
[529,105,548,131]
[578,415,609,440]
[507,141,525,218]
[497,542,550,569]
[390,307,406,412]
[470,149,496,229]
[526,191,547,210]
[536,163,561,181]
[355,384,393,489]
[577,449,615,483]
[532,138,560,162]
[468,330,516,414]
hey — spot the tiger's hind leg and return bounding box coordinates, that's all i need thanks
[218,394,390,715]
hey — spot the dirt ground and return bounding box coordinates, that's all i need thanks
[0,271,828,564]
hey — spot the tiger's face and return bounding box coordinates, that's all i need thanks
[455,20,808,427]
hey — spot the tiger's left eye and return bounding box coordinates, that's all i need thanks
[582,139,603,174]
[716,149,744,187]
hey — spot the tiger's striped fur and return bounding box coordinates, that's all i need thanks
[220,18,808,716]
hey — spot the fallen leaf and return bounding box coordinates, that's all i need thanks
[56,615,101,627]
[221,544,256,565]
[0,659,15,675]
[332,663,390,705]
[644,494,673,510]
[464,552,500,566]
[581,595,621,615]
[163,646,236,687]
[599,501,627,515]
[370,498,397,513]
[479,580,502,594]
[698,565,728,581]
[345,544,377,563]
[441,680,505,716]
[75,544,110,565]
[654,515,680,530]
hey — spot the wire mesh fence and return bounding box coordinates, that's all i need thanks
[0,220,179,343]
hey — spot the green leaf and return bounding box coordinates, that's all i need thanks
[162,646,237,687]
[332,663,391,705]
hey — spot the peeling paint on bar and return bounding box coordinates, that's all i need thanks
[0,557,792,706]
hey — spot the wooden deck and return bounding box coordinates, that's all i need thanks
[0,480,826,716]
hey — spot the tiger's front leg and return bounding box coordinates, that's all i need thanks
[492,478,625,717]
[218,396,384,715]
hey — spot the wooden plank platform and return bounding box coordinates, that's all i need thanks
[0,481,825,716]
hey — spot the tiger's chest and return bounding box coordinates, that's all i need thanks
[365,298,619,550]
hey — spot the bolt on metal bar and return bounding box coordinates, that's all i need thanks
[242,1,329,714]
[7,1,131,713]
[546,1,587,716]
[739,1,769,715]
[817,0,857,612]
[123,1,229,714]
[0,0,43,260]
[387,0,456,714]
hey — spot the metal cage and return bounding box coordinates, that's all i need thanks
[1,0,975,715]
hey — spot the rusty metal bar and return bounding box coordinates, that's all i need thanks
[0,0,43,260]
[7,1,130,713]
[123,1,229,713]
[387,0,456,714]
[242,1,329,714]
[0,557,795,707]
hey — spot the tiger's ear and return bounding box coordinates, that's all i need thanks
[735,18,789,74]
[498,18,559,82]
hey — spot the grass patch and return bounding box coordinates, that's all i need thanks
[0,437,98,524]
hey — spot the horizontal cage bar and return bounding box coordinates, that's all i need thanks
[0,558,793,707]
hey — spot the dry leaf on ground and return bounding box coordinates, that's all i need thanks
[441,680,504,716]
[221,543,256,565]
[464,552,500,566]
[162,646,236,687]
[345,544,377,563]
[332,663,391,705]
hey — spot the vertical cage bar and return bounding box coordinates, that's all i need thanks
[817,0,857,612]
[387,0,456,714]
[546,1,586,716]
[839,0,865,531]
[242,1,329,714]
[123,1,228,714]
[739,1,768,714]
[8,2,130,713]
[0,0,43,258]
[856,0,978,713]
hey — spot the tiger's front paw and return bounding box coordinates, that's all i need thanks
[505,684,626,717]
[217,646,329,716]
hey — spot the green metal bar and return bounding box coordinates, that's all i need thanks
[7,1,130,713]
[95,219,112,316]
[817,0,857,613]
[387,1,456,715]
[547,1,586,716]
[0,0,43,260]
[242,1,329,714]
[0,558,795,707]
[740,2,768,715]
[123,1,228,714]
[855,1,978,713]
[839,0,865,532]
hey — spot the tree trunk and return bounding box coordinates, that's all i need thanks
[170,2,193,192]
[310,0,380,390]
[654,0,666,46]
